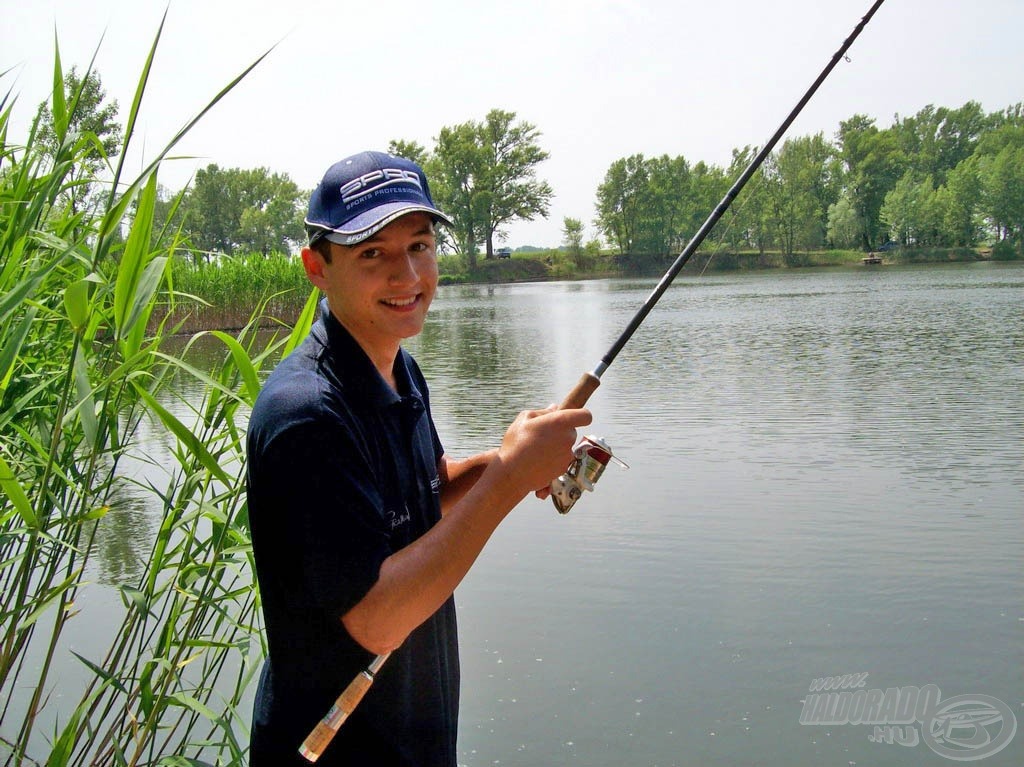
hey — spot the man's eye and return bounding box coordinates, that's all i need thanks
[359,248,381,259]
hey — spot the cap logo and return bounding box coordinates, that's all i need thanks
[339,168,423,207]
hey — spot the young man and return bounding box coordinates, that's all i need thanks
[246,151,591,766]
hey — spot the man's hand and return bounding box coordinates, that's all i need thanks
[496,405,592,498]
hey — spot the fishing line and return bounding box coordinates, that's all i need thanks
[696,162,770,278]
[299,0,888,759]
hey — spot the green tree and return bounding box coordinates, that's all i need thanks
[34,67,122,214]
[685,160,730,247]
[837,115,905,249]
[972,117,1024,246]
[880,172,942,246]
[595,153,731,257]
[429,110,553,266]
[776,133,841,251]
[477,109,553,258]
[936,157,982,246]
[893,102,986,186]
[638,154,692,255]
[236,169,305,255]
[723,146,772,254]
[980,142,1024,243]
[387,139,430,168]
[595,154,649,255]
[180,164,304,258]
[562,216,584,266]
[827,194,862,249]
[431,122,487,264]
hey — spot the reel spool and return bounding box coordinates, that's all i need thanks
[550,435,628,514]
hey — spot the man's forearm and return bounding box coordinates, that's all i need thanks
[438,450,498,514]
[341,407,589,655]
[341,453,523,654]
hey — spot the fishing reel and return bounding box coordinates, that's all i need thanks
[550,435,628,514]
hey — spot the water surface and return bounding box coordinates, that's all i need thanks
[80,262,1024,765]
[404,263,1023,767]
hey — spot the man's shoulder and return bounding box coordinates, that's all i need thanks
[254,348,327,415]
[248,343,348,452]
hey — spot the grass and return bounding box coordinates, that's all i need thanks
[0,20,315,766]
[166,252,310,333]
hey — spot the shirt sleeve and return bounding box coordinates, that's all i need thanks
[258,421,391,619]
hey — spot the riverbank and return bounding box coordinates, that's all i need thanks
[161,245,1015,334]
[441,244,1006,284]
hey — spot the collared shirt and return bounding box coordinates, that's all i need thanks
[246,300,458,766]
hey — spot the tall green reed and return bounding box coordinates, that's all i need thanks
[0,19,314,766]
[168,253,309,335]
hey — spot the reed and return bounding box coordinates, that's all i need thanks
[167,252,310,333]
[0,20,308,766]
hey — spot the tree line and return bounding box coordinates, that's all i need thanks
[594,102,1024,257]
[157,108,553,266]
[36,71,1023,263]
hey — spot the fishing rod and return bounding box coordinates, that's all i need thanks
[299,0,887,759]
[550,0,888,513]
[299,652,390,761]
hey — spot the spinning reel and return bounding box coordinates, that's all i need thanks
[550,435,628,514]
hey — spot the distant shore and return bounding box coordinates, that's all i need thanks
[439,245,1007,285]
[162,246,1018,335]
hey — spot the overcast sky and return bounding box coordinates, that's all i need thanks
[3,0,1022,248]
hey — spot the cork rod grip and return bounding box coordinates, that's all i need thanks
[299,670,375,762]
[559,372,601,410]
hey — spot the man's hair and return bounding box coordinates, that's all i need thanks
[310,237,333,264]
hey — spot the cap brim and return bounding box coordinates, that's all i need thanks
[308,202,454,246]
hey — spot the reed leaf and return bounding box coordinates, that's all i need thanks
[49,33,67,143]
[0,452,37,530]
[208,331,261,406]
[107,9,166,210]
[285,287,320,357]
[0,305,36,395]
[71,351,98,448]
[1,18,275,765]
[70,650,128,694]
[20,568,81,628]
[134,387,231,486]
[62,278,90,332]
[113,173,158,345]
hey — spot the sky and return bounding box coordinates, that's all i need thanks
[2,0,1022,248]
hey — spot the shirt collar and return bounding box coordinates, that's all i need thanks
[314,299,424,408]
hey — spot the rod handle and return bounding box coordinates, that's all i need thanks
[560,372,601,410]
[299,670,375,762]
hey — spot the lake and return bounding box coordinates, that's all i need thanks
[95,262,1024,765]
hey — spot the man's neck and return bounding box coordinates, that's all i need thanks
[329,307,401,391]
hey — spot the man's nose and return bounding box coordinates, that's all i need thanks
[389,251,418,285]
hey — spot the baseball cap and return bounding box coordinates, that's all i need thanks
[304,151,454,246]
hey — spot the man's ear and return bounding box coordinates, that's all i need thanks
[301,246,329,290]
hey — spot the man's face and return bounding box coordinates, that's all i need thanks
[302,212,439,359]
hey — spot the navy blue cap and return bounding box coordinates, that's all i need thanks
[304,151,453,246]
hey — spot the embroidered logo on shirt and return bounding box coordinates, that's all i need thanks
[388,506,412,529]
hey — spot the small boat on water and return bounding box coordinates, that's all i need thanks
[862,252,883,264]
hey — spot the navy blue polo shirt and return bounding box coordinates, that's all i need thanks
[246,300,459,767]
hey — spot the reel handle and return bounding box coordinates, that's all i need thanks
[560,372,601,410]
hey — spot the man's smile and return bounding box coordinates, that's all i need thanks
[381,295,421,310]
